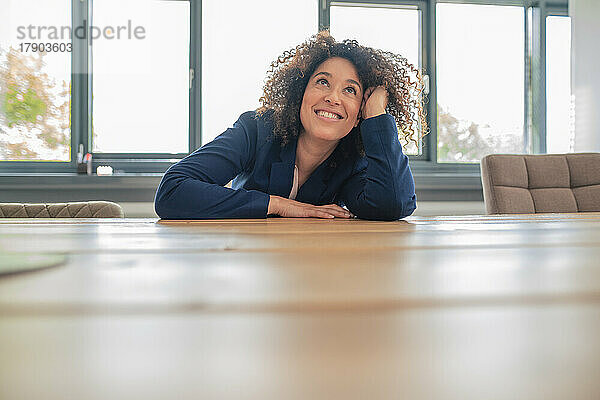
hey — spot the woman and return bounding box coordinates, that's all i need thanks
[155,31,427,221]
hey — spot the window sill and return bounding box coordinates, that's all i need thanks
[0,173,163,203]
[414,172,483,201]
[0,172,483,202]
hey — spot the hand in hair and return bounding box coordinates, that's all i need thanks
[362,85,388,120]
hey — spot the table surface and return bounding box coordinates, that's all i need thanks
[1,214,600,400]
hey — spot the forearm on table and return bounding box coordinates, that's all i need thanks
[155,176,269,219]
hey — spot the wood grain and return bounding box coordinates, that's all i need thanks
[1,214,600,399]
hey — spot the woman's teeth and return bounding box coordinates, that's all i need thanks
[316,110,341,119]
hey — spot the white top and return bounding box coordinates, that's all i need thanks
[289,164,299,200]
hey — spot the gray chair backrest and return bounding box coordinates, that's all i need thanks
[0,201,124,218]
[480,153,600,214]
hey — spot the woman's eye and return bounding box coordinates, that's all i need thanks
[345,87,357,95]
[316,78,328,86]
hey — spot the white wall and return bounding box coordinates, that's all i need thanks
[570,0,600,152]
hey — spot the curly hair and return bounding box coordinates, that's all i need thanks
[257,31,428,153]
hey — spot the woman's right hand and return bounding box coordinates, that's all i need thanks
[268,195,352,219]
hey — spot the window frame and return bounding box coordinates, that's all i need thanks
[0,0,195,174]
[527,0,570,155]
[425,0,526,172]
[0,0,83,172]
[87,0,196,174]
[526,0,569,154]
[0,0,569,179]
[322,0,567,175]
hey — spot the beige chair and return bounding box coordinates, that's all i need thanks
[480,153,600,214]
[0,201,124,218]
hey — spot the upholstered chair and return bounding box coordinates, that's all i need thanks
[0,201,124,218]
[480,153,600,214]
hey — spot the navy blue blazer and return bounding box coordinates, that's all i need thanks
[154,111,416,220]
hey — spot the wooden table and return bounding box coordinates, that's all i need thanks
[1,214,600,400]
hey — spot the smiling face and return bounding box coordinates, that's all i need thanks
[299,57,363,144]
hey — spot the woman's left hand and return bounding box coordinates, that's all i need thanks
[361,86,388,120]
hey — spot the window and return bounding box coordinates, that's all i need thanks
[330,2,423,155]
[546,15,572,154]
[201,0,318,144]
[0,0,570,182]
[0,0,71,162]
[436,3,525,163]
[330,3,421,69]
[92,0,190,154]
